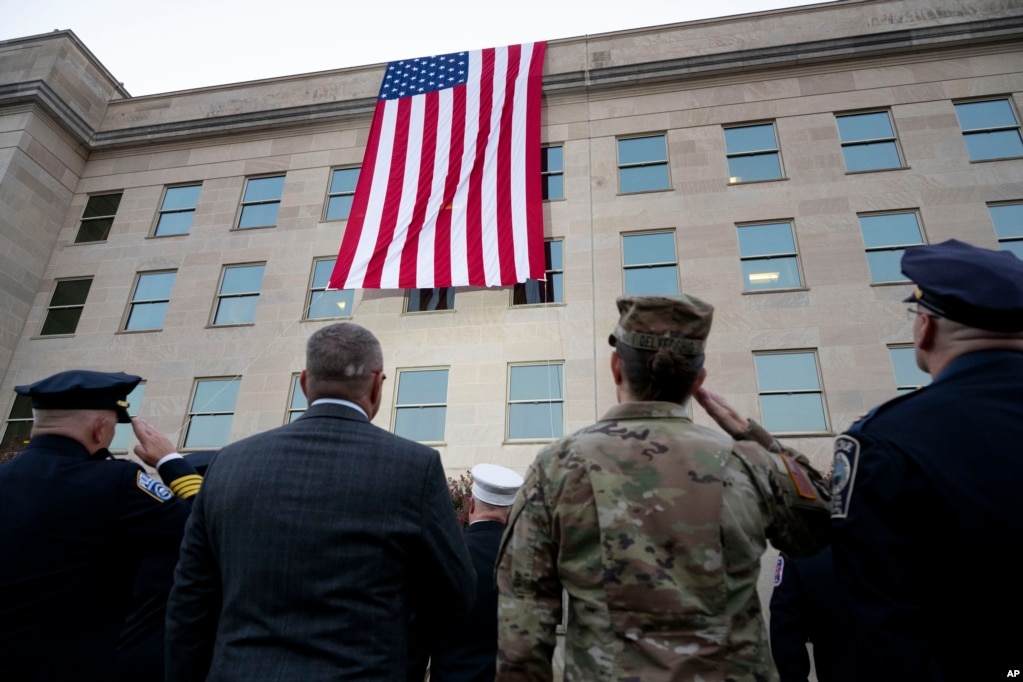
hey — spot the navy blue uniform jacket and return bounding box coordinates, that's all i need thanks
[830,350,1023,681]
[165,402,475,682]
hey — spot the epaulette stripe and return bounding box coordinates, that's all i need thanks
[170,483,202,500]
[168,475,203,499]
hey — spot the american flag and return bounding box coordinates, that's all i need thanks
[329,42,547,290]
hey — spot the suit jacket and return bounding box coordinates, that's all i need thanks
[430,520,506,682]
[165,402,475,682]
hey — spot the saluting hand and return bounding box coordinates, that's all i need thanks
[694,387,751,438]
[131,417,178,467]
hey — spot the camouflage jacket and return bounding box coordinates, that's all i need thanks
[495,401,830,682]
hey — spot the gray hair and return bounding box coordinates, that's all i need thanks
[305,323,383,399]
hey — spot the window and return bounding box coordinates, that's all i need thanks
[754,351,828,433]
[305,258,355,320]
[988,202,1023,259]
[1,394,33,453]
[40,278,93,336]
[123,271,176,331]
[617,135,670,193]
[286,374,307,423]
[508,363,564,440]
[75,193,122,243]
[406,288,454,312]
[858,211,925,283]
[212,264,265,326]
[542,146,564,200]
[109,383,145,452]
[622,232,678,295]
[513,240,564,305]
[836,111,904,172]
[237,175,285,229]
[154,184,201,236]
[888,346,931,395]
[736,221,803,291]
[725,123,783,183]
[183,378,240,449]
[325,168,359,221]
[953,99,1023,161]
[393,368,449,442]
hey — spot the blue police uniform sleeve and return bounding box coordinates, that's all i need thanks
[111,462,193,554]
[830,424,943,679]
[770,555,811,682]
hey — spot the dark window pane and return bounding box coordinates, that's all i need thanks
[155,211,193,236]
[618,136,667,165]
[51,280,92,306]
[221,266,265,294]
[326,195,354,221]
[624,267,679,295]
[397,370,449,405]
[755,353,820,392]
[192,380,239,413]
[541,146,563,172]
[395,406,447,441]
[760,393,826,432]
[243,176,285,202]
[619,165,669,193]
[40,308,84,336]
[623,233,675,266]
[407,288,454,312]
[990,204,1023,240]
[865,249,909,283]
[184,414,233,448]
[737,223,795,258]
[9,394,33,420]
[509,402,563,439]
[510,365,563,401]
[725,124,776,153]
[75,218,114,243]
[742,257,802,290]
[239,203,280,229]
[162,185,201,210]
[125,302,168,331]
[82,193,122,218]
[307,289,353,319]
[954,100,1018,130]
[329,169,359,194]
[727,153,782,182]
[1,421,33,452]
[963,130,1023,161]
[837,113,894,142]
[859,213,921,248]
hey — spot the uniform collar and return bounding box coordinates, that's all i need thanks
[934,349,1023,383]
[600,401,690,422]
[24,434,93,459]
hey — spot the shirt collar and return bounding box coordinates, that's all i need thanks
[310,398,368,420]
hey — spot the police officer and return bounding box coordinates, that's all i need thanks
[0,370,201,681]
[828,240,1023,681]
[496,295,830,681]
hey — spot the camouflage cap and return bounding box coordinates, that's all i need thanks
[608,294,714,355]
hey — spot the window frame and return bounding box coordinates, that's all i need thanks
[182,377,241,450]
[987,201,1023,259]
[953,97,1023,162]
[835,110,906,173]
[404,287,455,313]
[210,263,266,327]
[153,183,202,237]
[616,134,671,194]
[512,239,564,306]
[621,230,680,296]
[541,145,564,201]
[506,362,565,442]
[736,220,805,293]
[857,210,926,284]
[304,257,355,321]
[724,122,784,184]
[121,270,176,332]
[236,174,286,230]
[753,350,830,435]
[323,167,360,222]
[887,344,931,395]
[74,192,122,244]
[39,277,93,337]
[392,367,450,444]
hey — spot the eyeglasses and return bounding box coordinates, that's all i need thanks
[371,369,387,383]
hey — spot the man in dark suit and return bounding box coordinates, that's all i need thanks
[0,370,200,681]
[166,322,476,682]
[431,463,524,682]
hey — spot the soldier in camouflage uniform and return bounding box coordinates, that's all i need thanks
[495,294,830,682]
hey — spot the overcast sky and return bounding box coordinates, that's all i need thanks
[3,0,826,96]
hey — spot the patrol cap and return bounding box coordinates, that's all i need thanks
[901,239,1023,333]
[14,370,141,423]
[608,294,714,356]
[471,463,524,506]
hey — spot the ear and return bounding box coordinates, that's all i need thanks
[368,371,384,414]
[91,414,113,448]
[468,496,477,514]
[299,369,309,397]
[610,351,623,386]
[917,313,939,352]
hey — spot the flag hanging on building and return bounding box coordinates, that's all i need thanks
[329,42,547,290]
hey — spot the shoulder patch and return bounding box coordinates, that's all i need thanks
[774,555,785,587]
[830,435,860,519]
[781,455,818,500]
[136,471,173,502]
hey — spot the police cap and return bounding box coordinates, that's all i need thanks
[14,370,141,423]
[901,239,1023,333]
[471,463,524,507]
[608,294,714,356]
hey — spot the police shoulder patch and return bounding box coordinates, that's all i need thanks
[830,435,860,519]
[773,555,785,587]
[136,471,173,502]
